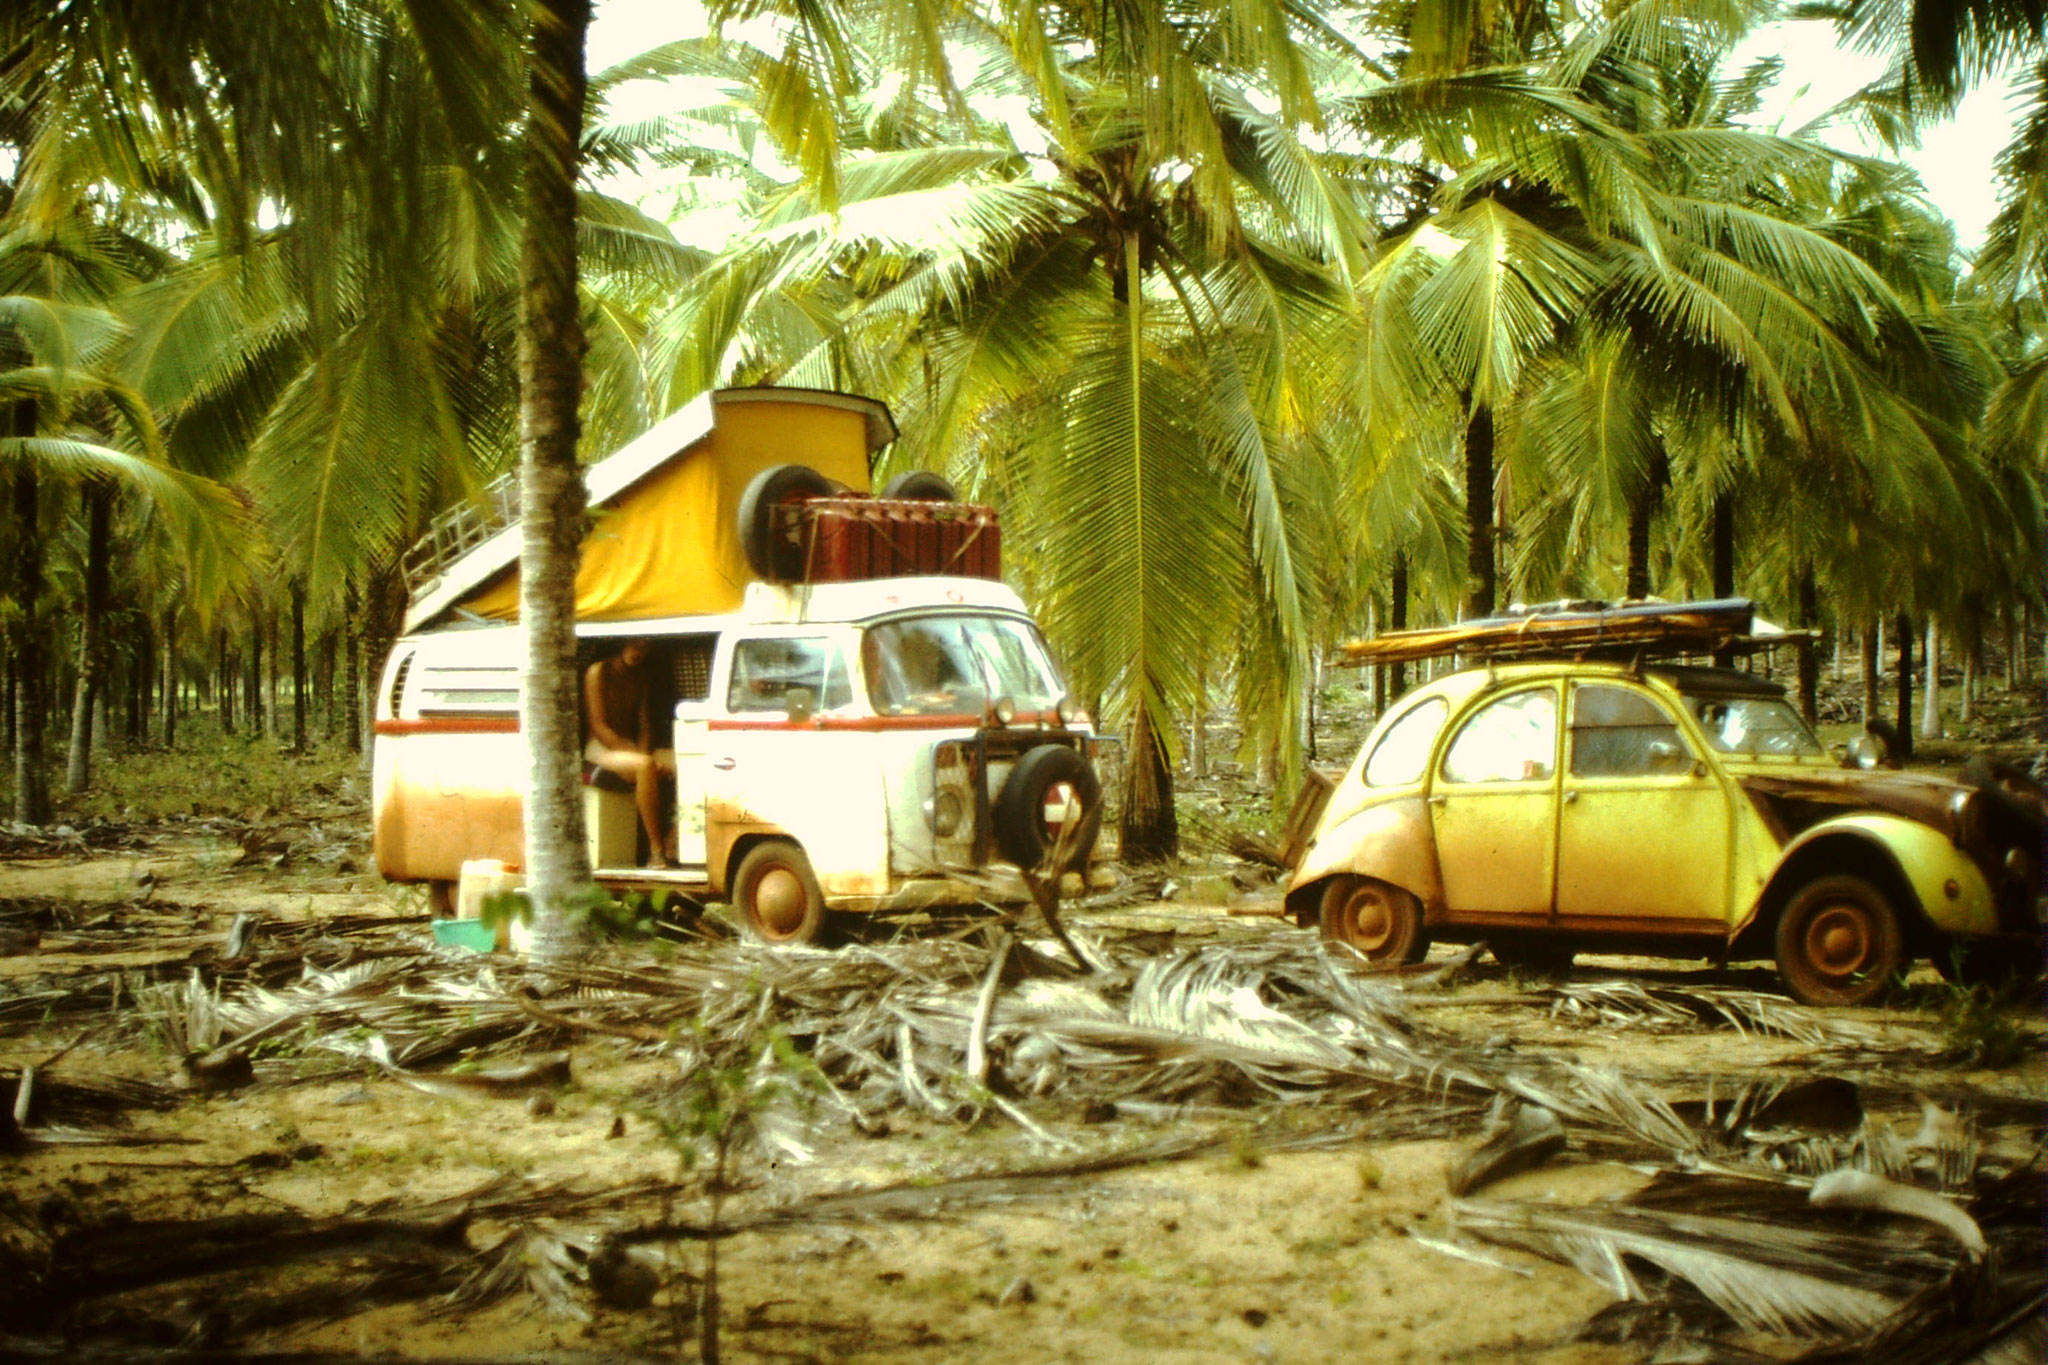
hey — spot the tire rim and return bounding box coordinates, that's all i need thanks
[1343,886,1396,953]
[1041,781,1081,845]
[753,865,807,938]
[1804,902,1874,979]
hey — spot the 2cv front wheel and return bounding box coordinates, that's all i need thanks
[1319,876,1428,966]
[731,839,829,945]
[1774,874,1904,1007]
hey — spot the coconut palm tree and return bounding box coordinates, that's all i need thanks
[634,4,1374,857]
[0,238,231,820]
[1339,2,1975,633]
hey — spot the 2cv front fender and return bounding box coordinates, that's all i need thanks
[1284,796,1443,925]
[1734,813,2000,950]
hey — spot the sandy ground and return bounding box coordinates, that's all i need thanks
[1,838,2041,1363]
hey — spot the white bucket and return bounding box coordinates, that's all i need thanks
[456,858,526,951]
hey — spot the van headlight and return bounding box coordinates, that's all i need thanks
[924,790,965,837]
[992,696,1017,726]
[1055,695,1078,727]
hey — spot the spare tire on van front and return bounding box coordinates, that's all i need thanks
[995,743,1101,874]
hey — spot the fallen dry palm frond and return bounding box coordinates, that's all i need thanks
[1460,1161,2046,1359]
[138,925,1517,1138]
[1455,1190,1909,1336]
[1540,979,1896,1047]
[2,1066,177,1126]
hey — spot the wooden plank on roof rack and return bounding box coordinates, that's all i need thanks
[1336,599,1760,667]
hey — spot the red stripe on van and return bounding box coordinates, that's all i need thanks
[710,715,977,732]
[374,716,520,735]
[707,711,1062,733]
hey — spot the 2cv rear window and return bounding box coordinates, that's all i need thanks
[1365,697,1447,787]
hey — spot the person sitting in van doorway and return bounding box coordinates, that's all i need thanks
[584,639,676,866]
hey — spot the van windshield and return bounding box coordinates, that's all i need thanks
[864,615,1065,717]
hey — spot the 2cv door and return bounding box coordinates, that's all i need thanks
[1427,684,1561,917]
[1553,681,1731,928]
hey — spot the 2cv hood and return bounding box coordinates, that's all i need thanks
[1733,767,1964,842]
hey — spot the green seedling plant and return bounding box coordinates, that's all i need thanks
[478,884,661,943]
[1931,977,2032,1068]
[655,995,826,1365]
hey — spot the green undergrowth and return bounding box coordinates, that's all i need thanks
[18,718,368,825]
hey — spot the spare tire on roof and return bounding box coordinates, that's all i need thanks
[737,463,833,580]
[880,471,957,501]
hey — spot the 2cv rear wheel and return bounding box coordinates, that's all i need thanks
[1774,874,1904,1007]
[731,839,829,945]
[1319,877,1428,966]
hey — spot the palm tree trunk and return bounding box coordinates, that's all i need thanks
[1710,493,1735,598]
[1709,492,1735,667]
[344,578,362,754]
[126,619,147,745]
[1463,399,1495,618]
[1389,551,1409,701]
[1894,612,1914,762]
[1961,635,1977,724]
[245,618,263,738]
[518,0,595,958]
[66,480,114,794]
[1795,566,1819,727]
[265,604,279,740]
[2005,607,2019,690]
[10,454,49,826]
[318,626,338,740]
[1121,701,1179,864]
[1625,444,1668,601]
[290,580,307,754]
[1625,491,1653,600]
[1859,622,1879,727]
[160,608,176,749]
[218,627,234,734]
[1919,618,1941,739]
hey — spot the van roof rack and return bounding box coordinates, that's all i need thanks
[1337,598,1816,668]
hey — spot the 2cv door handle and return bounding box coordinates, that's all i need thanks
[711,756,737,771]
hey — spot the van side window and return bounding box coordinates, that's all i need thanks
[728,637,853,713]
[670,634,717,703]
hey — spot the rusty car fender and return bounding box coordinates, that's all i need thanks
[1736,812,1999,942]
[1284,796,1442,923]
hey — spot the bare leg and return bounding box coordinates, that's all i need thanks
[589,745,667,868]
[633,761,670,867]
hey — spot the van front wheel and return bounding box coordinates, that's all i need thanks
[731,840,828,945]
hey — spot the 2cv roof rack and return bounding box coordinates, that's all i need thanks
[1336,598,1816,668]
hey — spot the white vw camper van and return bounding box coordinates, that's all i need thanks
[373,388,1119,942]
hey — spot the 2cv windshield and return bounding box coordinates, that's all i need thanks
[1682,692,1825,758]
[864,615,1065,717]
